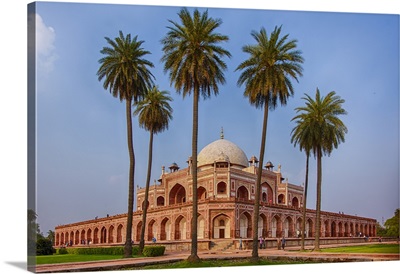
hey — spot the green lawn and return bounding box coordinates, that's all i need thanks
[35,254,126,265]
[35,243,399,266]
[320,244,399,254]
[129,258,313,270]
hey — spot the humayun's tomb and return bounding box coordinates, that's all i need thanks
[54,131,377,250]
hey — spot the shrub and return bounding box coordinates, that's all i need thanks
[36,238,55,255]
[142,246,165,257]
[57,247,68,255]
[59,246,140,256]
[67,247,123,255]
[132,245,140,255]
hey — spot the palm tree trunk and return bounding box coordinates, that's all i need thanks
[314,147,322,251]
[300,152,309,251]
[188,88,200,262]
[252,103,269,260]
[124,98,135,258]
[139,129,154,254]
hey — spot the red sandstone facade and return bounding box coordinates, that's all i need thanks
[54,136,376,248]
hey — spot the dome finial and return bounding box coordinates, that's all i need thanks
[220,127,224,139]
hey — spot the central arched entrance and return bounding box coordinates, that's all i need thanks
[213,214,230,239]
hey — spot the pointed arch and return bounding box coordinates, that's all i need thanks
[93,228,99,244]
[261,182,273,204]
[147,219,157,241]
[278,194,285,204]
[117,224,123,243]
[271,215,282,238]
[175,215,186,240]
[160,217,172,240]
[239,211,252,238]
[295,217,302,237]
[331,221,337,237]
[87,228,92,244]
[108,225,114,243]
[75,230,80,245]
[169,183,186,205]
[283,216,294,237]
[292,197,299,208]
[80,230,86,244]
[198,186,207,200]
[324,219,330,237]
[338,222,343,237]
[197,214,205,239]
[213,213,231,239]
[136,221,142,242]
[350,222,355,237]
[156,196,165,206]
[237,186,249,201]
[217,181,227,195]
[258,213,267,237]
[100,226,107,243]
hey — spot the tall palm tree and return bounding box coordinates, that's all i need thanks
[236,25,303,260]
[133,86,173,254]
[293,88,347,251]
[97,31,154,257]
[290,111,314,251]
[27,209,38,258]
[47,230,55,244]
[27,209,38,241]
[161,7,231,262]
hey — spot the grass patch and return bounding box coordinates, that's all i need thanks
[131,258,313,270]
[35,254,133,265]
[320,244,399,254]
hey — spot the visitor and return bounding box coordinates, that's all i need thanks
[152,237,156,243]
[239,237,243,250]
[281,236,286,250]
[259,236,263,249]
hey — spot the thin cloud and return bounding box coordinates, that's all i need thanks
[108,174,124,185]
[35,13,58,74]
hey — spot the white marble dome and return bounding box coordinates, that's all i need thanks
[197,138,249,168]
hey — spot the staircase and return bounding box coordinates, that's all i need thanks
[210,239,235,252]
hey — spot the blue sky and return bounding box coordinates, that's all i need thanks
[31,1,400,235]
[0,1,399,274]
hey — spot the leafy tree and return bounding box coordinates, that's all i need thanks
[161,7,231,262]
[134,86,173,254]
[36,238,55,255]
[97,31,155,257]
[236,25,303,260]
[27,210,55,255]
[293,88,347,251]
[47,230,55,244]
[384,209,399,237]
[376,221,387,236]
